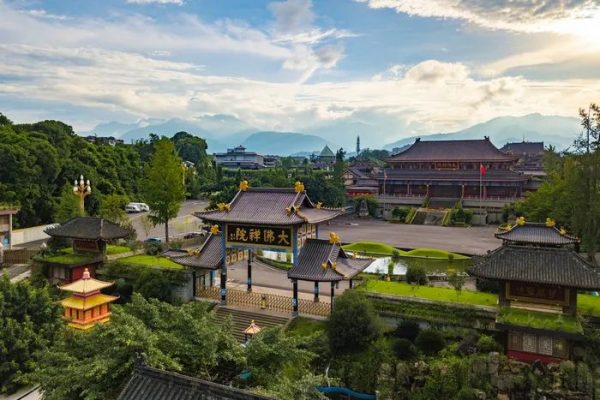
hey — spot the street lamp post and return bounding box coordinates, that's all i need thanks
[73,175,91,215]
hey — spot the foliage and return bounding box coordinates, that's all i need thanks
[144,240,166,255]
[0,276,62,394]
[54,184,81,222]
[352,195,378,217]
[405,265,428,285]
[256,255,293,271]
[475,278,499,294]
[98,194,129,224]
[394,320,421,342]
[450,208,473,225]
[31,294,244,400]
[391,207,409,221]
[114,255,184,270]
[286,317,327,337]
[404,248,469,260]
[404,207,417,224]
[448,271,467,299]
[415,329,445,356]
[497,307,582,334]
[393,338,418,360]
[327,290,383,355]
[476,335,502,353]
[141,140,185,243]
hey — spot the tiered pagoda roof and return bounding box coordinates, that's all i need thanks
[495,223,579,246]
[60,275,114,294]
[118,364,273,400]
[164,233,223,270]
[45,217,129,240]
[388,137,517,163]
[288,238,372,282]
[196,187,343,226]
[468,245,600,290]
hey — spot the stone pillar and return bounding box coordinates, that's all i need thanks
[314,281,319,302]
[292,279,299,316]
[247,250,252,292]
[349,279,353,289]
[209,270,214,287]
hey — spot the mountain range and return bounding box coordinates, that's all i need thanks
[84,113,582,156]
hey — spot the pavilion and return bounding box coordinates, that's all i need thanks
[41,216,129,282]
[288,234,372,313]
[469,220,600,363]
[194,181,343,305]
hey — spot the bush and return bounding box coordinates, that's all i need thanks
[475,278,499,294]
[144,241,166,255]
[352,195,379,217]
[406,265,428,285]
[169,239,184,250]
[476,335,502,353]
[415,329,445,355]
[391,207,409,221]
[393,339,418,360]
[456,387,478,400]
[394,320,421,342]
[328,291,383,355]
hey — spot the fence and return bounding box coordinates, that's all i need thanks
[197,286,331,317]
[2,249,38,265]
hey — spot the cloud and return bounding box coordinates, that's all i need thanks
[357,0,600,34]
[405,60,469,83]
[127,0,183,4]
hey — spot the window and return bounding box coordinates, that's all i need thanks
[523,334,537,353]
[539,336,553,355]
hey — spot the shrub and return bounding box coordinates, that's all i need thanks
[475,278,499,294]
[352,195,379,217]
[392,207,409,221]
[144,241,166,255]
[169,239,184,250]
[328,291,383,355]
[476,335,502,353]
[393,339,418,360]
[394,320,421,342]
[415,329,445,355]
[456,387,478,400]
[406,265,428,285]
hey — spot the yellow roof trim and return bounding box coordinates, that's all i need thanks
[59,278,114,294]
[60,294,118,310]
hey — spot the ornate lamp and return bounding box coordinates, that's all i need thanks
[73,175,91,215]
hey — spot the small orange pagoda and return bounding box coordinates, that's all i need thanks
[59,268,118,330]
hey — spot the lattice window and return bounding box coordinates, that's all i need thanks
[538,336,553,355]
[523,334,537,353]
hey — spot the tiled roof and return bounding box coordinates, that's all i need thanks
[59,277,114,294]
[165,234,223,270]
[196,188,343,226]
[288,239,372,282]
[45,217,129,240]
[468,245,600,289]
[495,223,579,246]
[118,364,272,400]
[320,145,335,158]
[378,168,528,182]
[389,138,516,163]
[501,141,544,155]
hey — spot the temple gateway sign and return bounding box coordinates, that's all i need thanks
[226,224,293,250]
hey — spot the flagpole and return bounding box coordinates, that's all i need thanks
[479,164,482,212]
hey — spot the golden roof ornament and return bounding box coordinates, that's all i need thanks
[294,181,305,193]
[545,218,556,228]
[286,205,298,215]
[516,216,526,226]
[217,203,231,212]
[329,232,341,245]
[316,202,323,209]
[560,227,567,236]
[239,180,249,191]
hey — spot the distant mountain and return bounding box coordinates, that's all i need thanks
[87,121,141,137]
[240,132,338,156]
[384,114,581,151]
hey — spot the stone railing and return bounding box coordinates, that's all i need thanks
[197,287,330,317]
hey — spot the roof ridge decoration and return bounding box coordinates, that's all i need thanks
[329,232,341,245]
[294,180,305,193]
[545,218,556,228]
[210,225,220,235]
[239,180,249,191]
[217,202,231,212]
[516,216,526,226]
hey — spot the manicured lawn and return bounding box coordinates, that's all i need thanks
[361,280,498,307]
[256,256,292,271]
[106,245,132,255]
[497,308,582,334]
[577,294,600,317]
[40,253,97,265]
[342,241,405,256]
[286,317,326,336]
[114,255,183,270]
[404,248,469,260]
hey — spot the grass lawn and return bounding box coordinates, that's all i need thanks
[577,294,600,317]
[361,280,498,307]
[342,241,405,256]
[497,308,582,334]
[286,317,326,337]
[404,248,469,260]
[256,256,292,271]
[106,245,132,255]
[40,253,97,265]
[114,255,184,270]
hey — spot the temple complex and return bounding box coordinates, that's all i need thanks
[59,268,118,330]
[41,217,129,282]
[469,220,600,363]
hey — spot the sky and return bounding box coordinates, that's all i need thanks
[0,0,599,146]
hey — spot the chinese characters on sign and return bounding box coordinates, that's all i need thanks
[226,224,292,249]
[507,282,567,305]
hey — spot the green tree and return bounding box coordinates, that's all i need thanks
[448,270,466,300]
[0,276,62,394]
[406,265,428,285]
[98,194,129,224]
[54,184,81,222]
[415,329,445,355]
[141,140,185,243]
[327,291,383,355]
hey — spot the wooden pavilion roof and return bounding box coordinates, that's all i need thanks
[45,217,129,241]
[164,233,223,270]
[495,223,579,246]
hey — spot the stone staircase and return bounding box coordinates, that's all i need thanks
[213,306,291,342]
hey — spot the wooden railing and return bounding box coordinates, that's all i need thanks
[2,249,38,265]
[197,287,330,317]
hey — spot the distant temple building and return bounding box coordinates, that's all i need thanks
[469,221,600,363]
[214,145,265,169]
[501,141,545,177]
[312,145,336,169]
[85,135,124,146]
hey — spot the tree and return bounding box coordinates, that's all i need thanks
[406,265,428,285]
[415,329,445,355]
[0,276,62,394]
[98,194,129,224]
[448,270,466,300]
[54,184,81,222]
[327,291,383,355]
[141,140,185,243]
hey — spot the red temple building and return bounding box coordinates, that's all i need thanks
[59,268,118,330]
[469,221,600,363]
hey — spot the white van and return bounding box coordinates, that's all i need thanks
[126,204,142,213]
[128,202,150,212]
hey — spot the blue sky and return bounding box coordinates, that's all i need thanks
[0,0,599,146]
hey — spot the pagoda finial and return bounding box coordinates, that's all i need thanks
[210,224,220,235]
[295,181,305,193]
[329,232,341,245]
[82,268,91,280]
[239,180,249,191]
[545,218,556,228]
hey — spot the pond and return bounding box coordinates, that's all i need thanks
[363,255,472,276]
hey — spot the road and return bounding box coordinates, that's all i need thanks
[128,200,209,241]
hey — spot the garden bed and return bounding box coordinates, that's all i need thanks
[497,308,582,335]
[286,317,327,336]
[113,255,184,270]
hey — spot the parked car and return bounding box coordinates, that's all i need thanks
[126,204,142,213]
[127,202,149,212]
[183,231,206,239]
[144,237,162,244]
